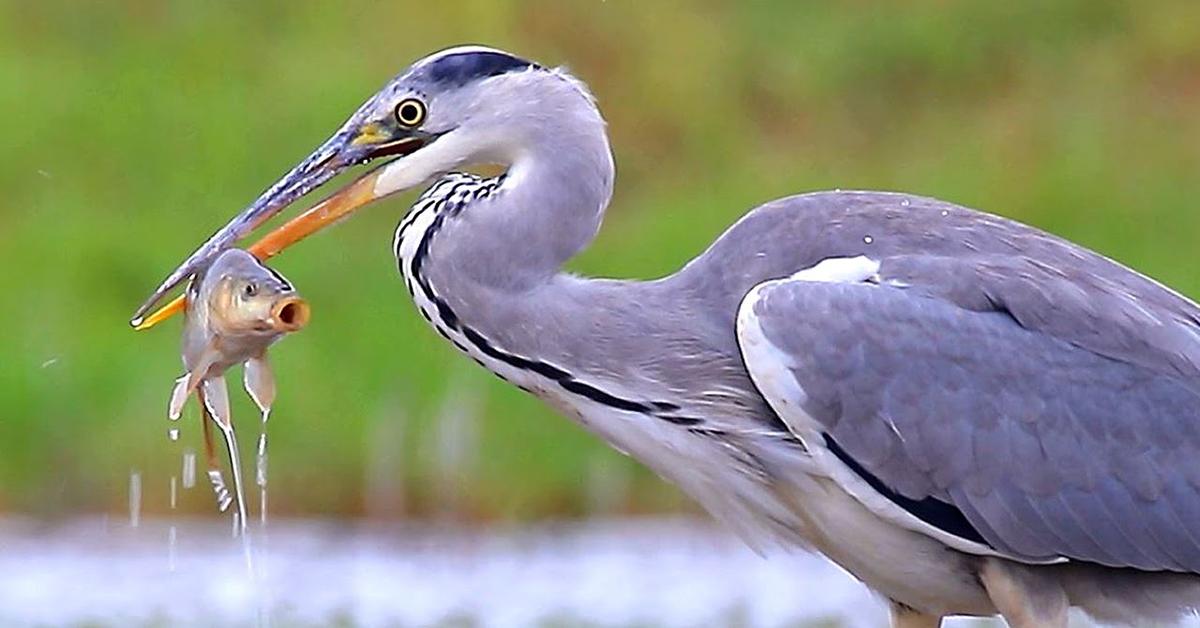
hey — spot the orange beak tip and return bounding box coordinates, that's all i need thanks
[132,294,186,331]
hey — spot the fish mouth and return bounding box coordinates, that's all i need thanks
[270,297,310,333]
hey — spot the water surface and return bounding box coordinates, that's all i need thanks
[0,517,1071,627]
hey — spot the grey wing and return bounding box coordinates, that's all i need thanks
[736,254,1200,572]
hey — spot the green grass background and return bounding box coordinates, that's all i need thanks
[3,0,1200,520]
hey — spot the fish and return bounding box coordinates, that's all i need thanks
[168,248,309,421]
[165,248,309,528]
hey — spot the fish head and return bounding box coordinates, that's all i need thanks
[204,250,310,338]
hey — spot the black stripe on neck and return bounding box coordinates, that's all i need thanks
[402,178,679,416]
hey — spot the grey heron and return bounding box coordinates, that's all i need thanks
[133,46,1200,626]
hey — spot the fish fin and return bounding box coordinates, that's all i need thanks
[200,377,232,430]
[184,349,219,393]
[168,374,191,420]
[170,352,216,420]
[243,356,276,416]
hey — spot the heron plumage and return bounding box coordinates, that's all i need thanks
[384,58,1200,622]
[147,46,1200,625]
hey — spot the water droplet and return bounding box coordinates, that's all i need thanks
[260,487,268,527]
[863,235,873,244]
[257,431,269,527]
[256,434,268,487]
[941,210,949,217]
[182,450,196,488]
[167,525,177,572]
[167,428,180,441]
[128,471,142,528]
[900,199,910,207]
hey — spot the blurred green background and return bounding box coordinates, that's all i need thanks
[3,0,1200,521]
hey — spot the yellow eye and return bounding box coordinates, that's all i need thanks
[394,98,427,127]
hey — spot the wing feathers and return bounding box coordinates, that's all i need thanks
[739,259,1200,572]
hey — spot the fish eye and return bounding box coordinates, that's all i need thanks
[394,98,426,128]
[243,283,258,297]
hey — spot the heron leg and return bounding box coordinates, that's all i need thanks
[979,558,1068,628]
[889,601,942,628]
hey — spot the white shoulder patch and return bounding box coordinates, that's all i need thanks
[787,255,880,284]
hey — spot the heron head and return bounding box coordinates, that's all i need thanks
[132,45,596,326]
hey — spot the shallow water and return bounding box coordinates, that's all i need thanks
[0,517,1117,627]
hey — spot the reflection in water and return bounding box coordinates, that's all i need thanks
[585,450,633,516]
[430,376,483,521]
[364,395,408,519]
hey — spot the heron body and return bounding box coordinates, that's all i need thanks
[138,46,1200,626]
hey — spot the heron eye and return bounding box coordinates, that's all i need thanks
[394,98,427,128]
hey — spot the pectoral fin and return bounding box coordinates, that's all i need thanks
[170,350,218,419]
[243,356,276,416]
[200,377,232,430]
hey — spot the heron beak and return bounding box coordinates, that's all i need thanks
[130,118,433,328]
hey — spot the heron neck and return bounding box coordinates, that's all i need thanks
[433,111,615,292]
[403,117,757,427]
